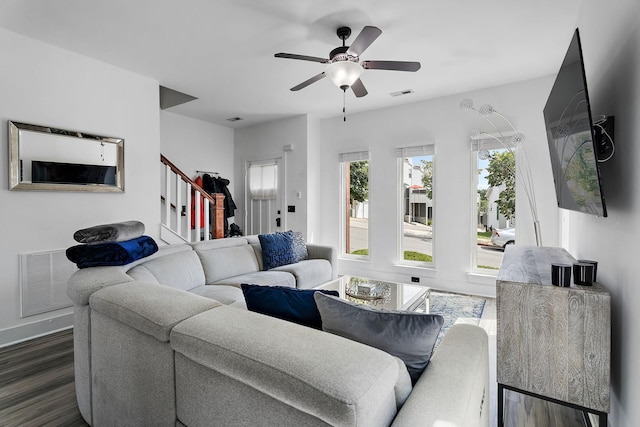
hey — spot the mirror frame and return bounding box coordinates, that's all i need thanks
[9,121,125,192]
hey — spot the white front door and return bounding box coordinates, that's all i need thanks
[245,157,284,235]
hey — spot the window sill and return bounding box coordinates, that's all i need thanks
[466,271,498,286]
[339,254,370,262]
[394,261,436,271]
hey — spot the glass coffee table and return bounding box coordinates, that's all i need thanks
[317,275,430,312]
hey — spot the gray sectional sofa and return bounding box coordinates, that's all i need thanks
[67,235,489,427]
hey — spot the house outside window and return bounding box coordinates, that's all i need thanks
[397,145,435,265]
[339,151,370,257]
[472,137,515,272]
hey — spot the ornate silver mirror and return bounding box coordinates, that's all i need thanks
[9,121,124,192]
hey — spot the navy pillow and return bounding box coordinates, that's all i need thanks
[241,284,339,329]
[258,231,297,269]
[314,292,444,384]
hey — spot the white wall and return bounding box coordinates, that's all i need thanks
[317,77,560,297]
[160,111,236,228]
[160,110,234,184]
[306,117,322,243]
[234,115,309,237]
[0,28,161,345]
[566,1,640,424]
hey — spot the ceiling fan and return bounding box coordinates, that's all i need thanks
[275,26,421,97]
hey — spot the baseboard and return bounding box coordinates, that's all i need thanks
[0,312,74,348]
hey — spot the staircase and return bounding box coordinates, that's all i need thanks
[160,154,225,244]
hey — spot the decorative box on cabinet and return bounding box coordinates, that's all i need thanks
[496,246,610,426]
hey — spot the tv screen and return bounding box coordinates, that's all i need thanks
[32,161,117,185]
[543,28,607,217]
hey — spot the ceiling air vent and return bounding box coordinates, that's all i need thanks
[390,89,414,97]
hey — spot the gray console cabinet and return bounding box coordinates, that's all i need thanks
[496,246,610,426]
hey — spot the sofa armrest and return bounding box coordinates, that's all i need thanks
[67,266,133,306]
[391,324,489,427]
[306,243,337,279]
[89,281,221,342]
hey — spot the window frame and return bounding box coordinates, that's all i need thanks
[396,144,436,268]
[339,151,370,259]
[469,135,514,274]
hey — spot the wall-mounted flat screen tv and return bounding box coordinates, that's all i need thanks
[543,28,607,217]
[32,161,117,186]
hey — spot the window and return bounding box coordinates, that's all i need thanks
[397,145,435,265]
[339,151,370,257]
[246,159,281,235]
[248,162,277,200]
[471,138,515,271]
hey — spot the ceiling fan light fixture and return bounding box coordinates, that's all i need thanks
[325,61,363,90]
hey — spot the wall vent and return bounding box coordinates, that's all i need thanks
[20,249,77,317]
[390,89,414,97]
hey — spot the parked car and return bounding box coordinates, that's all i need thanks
[491,227,515,249]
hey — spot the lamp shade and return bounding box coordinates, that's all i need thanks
[325,61,363,89]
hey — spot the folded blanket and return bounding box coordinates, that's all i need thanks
[73,220,145,244]
[66,235,158,268]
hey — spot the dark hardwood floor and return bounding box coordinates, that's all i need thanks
[0,329,87,427]
[503,389,587,427]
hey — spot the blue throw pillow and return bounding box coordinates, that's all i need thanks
[241,284,339,329]
[314,292,444,384]
[258,231,297,270]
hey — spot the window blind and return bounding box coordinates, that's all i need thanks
[395,144,435,158]
[470,134,513,152]
[338,150,370,163]
[248,162,277,200]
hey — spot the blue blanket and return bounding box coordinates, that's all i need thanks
[66,235,158,268]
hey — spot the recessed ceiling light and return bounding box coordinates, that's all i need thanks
[226,117,243,122]
[390,89,414,97]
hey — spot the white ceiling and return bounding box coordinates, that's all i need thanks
[0,0,583,128]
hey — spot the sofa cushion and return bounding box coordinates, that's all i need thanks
[192,239,260,284]
[258,231,297,270]
[89,281,221,342]
[314,293,444,384]
[127,250,205,292]
[68,242,193,305]
[271,259,332,289]
[190,285,247,309]
[244,235,264,269]
[241,284,339,329]
[171,306,411,426]
[212,271,296,288]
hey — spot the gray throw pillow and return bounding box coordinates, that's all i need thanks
[314,292,444,384]
[290,230,309,262]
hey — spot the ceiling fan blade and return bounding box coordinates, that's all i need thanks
[347,26,382,57]
[361,60,421,72]
[351,78,368,98]
[290,72,326,91]
[275,53,329,63]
